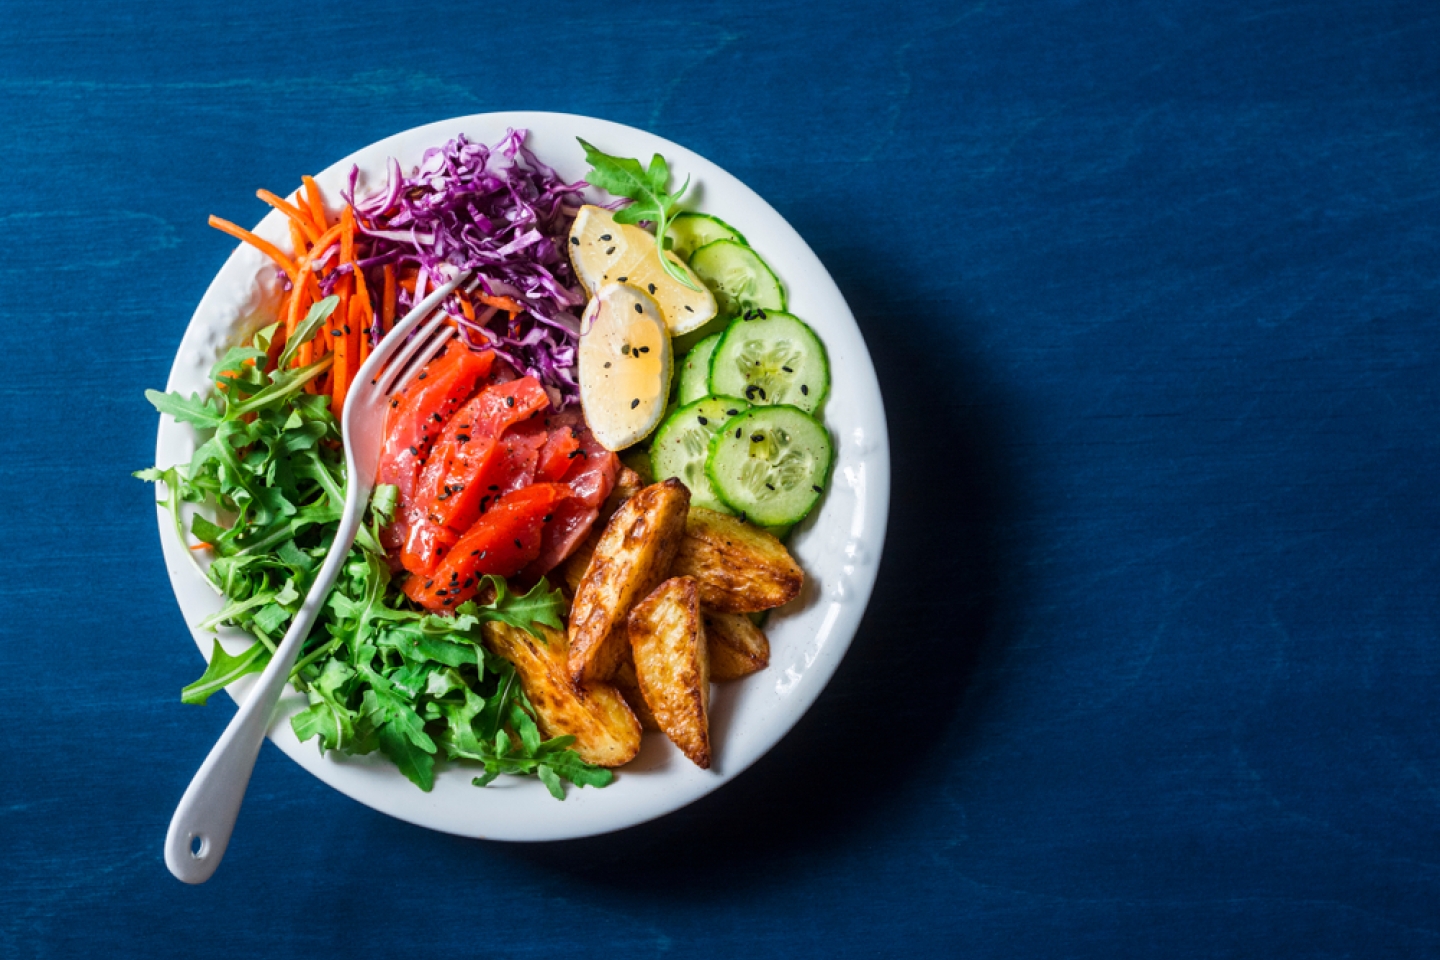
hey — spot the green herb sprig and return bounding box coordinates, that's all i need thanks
[577,138,700,291]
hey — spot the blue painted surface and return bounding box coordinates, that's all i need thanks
[2,0,1437,956]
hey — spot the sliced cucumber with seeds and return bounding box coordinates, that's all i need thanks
[688,239,785,318]
[650,395,753,513]
[707,406,833,527]
[666,213,748,262]
[708,311,829,413]
[676,333,722,405]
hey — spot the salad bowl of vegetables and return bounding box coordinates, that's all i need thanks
[143,113,889,842]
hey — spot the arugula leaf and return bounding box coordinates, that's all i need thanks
[145,390,222,429]
[277,295,340,370]
[577,138,698,291]
[181,639,269,705]
[468,576,566,638]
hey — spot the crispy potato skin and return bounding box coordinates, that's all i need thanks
[628,576,711,769]
[704,610,771,681]
[481,621,641,767]
[612,656,661,731]
[567,478,691,685]
[671,508,803,613]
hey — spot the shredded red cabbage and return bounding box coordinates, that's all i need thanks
[343,130,588,406]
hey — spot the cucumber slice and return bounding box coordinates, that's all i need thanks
[676,333,721,405]
[688,239,785,318]
[666,213,748,262]
[708,311,829,413]
[649,396,753,513]
[707,406,833,527]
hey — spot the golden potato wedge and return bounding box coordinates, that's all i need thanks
[612,657,661,731]
[704,610,771,681]
[671,507,804,613]
[481,621,641,767]
[628,576,711,769]
[557,466,646,596]
[568,478,691,685]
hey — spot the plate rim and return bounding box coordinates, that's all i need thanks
[153,110,891,842]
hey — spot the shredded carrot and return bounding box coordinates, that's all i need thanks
[302,176,327,231]
[190,542,213,551]
[331,281,353,417]
[258,189,322,245]
[476,292,524,315]
[352,294,371,368]
[382,264,397,333]
[208,215,296,280]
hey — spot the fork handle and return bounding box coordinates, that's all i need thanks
[164,498,366,883]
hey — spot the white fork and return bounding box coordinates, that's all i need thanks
[165,269,472,884]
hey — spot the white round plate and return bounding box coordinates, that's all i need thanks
[154,112,890,841]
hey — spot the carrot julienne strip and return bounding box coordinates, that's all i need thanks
[208,215,297,280]
[258,189,322,245]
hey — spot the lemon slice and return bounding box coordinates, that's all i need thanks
[568,205,717,336]
[578,282,674,451]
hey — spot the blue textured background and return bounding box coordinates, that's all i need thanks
[3,0,1437,956]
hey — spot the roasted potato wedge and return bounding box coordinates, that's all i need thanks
[612,656,660,731]
[671,507,803,613]
[481,621,641,767]
[558,466,646,595]
[628,576,711,769]
[568,478,691,685]
[703,610,771,681]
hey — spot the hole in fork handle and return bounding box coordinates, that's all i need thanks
[189,833,208,859]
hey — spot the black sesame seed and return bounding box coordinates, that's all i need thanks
[765,483,776,490]
[543,514,553,522]
[782,366,794,373]
[343,325,351,335]
[505,395,515,408]
[418,372,427,380]
[567,449,582,459]
[697,416,708,425]
[621,343,631,355]
[570,236,580,246]
[471,550,480,556]
[600,233,612,241]
[634,303,643,314]
[812,484,823,493]
[606,246,616,255]
[801,384,809,395]
[430,413,442,422]
[735,427,742,438]
[408,446,418,456]
[488,485,499,491]
[727,408,738,416]
[751,433,764,442]
[648,283,656,294]
[513,539,522,549]
[684,305,694,312]
[390,399,399,408]
[424,580,434,588]
[631,398,640,409]
[618,276,627,282]
[457,434,470,443]
[604,361,612,368]
[638,345,650,354]
[330,328,342,337]
[442,599,453,607]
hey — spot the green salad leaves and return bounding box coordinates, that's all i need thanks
[138,320,611,798]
